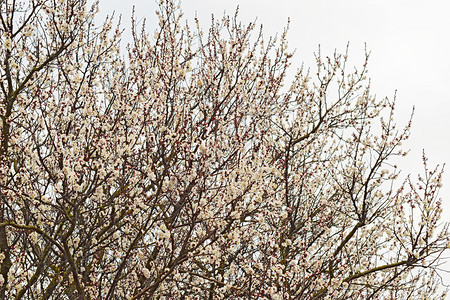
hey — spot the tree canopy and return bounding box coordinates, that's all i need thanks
[0,0,448,299]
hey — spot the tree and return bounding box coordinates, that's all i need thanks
[0,0,448,298]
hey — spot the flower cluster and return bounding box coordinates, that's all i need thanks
[0,0,448,299]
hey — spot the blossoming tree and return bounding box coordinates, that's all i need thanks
[0,0,448,299]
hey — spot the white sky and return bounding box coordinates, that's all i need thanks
[98,0,450,290]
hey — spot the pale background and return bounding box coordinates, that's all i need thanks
[95,0,450,291]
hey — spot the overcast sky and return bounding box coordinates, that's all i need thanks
[97,0,450,288]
